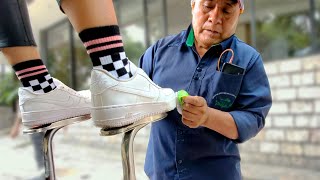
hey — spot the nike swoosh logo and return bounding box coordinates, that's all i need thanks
[112,83,156,99]
[32,96,77,107]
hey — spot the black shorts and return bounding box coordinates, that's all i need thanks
[0,0,36,48]
[56,0,65,13]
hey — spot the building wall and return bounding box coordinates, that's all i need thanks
[240,54,320,170]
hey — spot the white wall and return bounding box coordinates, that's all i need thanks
[240,54,320,170]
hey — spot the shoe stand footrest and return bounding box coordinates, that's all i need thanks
[100,113,167,136]
[23,115,91,134]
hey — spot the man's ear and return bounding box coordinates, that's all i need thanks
[191,0,195,14]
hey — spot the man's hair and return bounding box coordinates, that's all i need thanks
[191,0,244,13]
[191,0,239,5]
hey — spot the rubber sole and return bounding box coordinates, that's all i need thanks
[92,98,176,128]
[22,107,91,127]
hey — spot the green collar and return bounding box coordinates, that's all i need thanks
[186,27,195,47]
[186,26,229,49]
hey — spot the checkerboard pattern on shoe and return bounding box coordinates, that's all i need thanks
[13,59,56,94]
[79,25,137,80]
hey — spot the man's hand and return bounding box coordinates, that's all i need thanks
[181,96,209,128]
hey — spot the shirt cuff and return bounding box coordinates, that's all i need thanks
[229,110,262,143]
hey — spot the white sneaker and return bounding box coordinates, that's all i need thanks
[90,68,176,128]
[19,78,91,127]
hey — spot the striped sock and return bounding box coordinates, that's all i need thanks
[13,59,56,94]
[79,25,137,80]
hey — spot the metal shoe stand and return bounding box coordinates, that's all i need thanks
[23,115,91,180]
[100,113,167,180]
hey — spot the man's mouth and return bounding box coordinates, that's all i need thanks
[205,29,220,35]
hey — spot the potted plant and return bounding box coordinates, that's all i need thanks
[0,72,19,107]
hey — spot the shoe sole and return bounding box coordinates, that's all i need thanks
[100,113,167,136]
[22,108,91,127]
[92,98,176,128]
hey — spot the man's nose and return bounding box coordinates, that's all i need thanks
[208,6,222,24]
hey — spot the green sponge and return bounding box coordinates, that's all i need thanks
[177,90,189,106]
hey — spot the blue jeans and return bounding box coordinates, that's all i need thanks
[29,132,45,169]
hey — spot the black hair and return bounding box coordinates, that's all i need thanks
[230,0,239,5]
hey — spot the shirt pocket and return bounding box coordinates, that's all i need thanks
[209,71,244,111]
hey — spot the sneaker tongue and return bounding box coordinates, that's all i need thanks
[52,78,76,93]
[52,78,62,87]
[78,90,91,98]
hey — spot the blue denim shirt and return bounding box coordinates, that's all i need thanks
[139,25,272,180]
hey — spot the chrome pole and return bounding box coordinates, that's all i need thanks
[101,113,167,180]
[23,115,90,180]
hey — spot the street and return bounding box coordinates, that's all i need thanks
[0,120,148,180]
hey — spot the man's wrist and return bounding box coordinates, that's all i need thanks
[202,107,215,128]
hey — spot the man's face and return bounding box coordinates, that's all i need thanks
[191,0,241,47]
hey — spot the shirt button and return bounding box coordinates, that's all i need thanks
[178,160,183,164]
[196,67,202,72]
[194,76,199,80]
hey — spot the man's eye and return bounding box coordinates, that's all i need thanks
[203,5,213,10]
[223,9,231,14]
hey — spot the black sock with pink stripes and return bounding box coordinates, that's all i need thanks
[13,59,56,94]
[79,25,137,80]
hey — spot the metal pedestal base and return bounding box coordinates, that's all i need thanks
[23,115,90,180]
[100,113,167,180]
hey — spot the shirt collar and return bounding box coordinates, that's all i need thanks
[184,24,235,56]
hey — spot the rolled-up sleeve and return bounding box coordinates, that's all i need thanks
[230,55,272,143]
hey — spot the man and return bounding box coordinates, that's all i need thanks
[140,0,272,179]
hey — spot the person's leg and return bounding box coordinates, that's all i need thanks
[60,0,118,32]
[30,132,45,170]
[60,0,137,80]
[3,47,57,94]
[29,132,46,179]
[57,0,176,128]
[0,0,56,94]
[2,47,40,65]
[0,0,90,127]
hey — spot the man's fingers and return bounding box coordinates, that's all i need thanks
[183,102,205,115]
[183,96,204,107]
[182,118,198,128]
[182,102,198,114]
[182,110,198,120]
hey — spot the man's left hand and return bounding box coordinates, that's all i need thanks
[181,96,209,128]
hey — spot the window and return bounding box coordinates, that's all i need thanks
[255,0,318,61]
[45,21,73,87]
[116,0,146,65]
[147,0,166,44]
[315,0,320,53]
